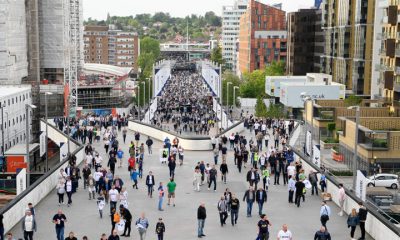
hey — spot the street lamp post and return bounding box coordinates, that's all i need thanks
[137,86,141,121]
[233,86,239,108]
[226,82,232,129]
[45,92,53,172]
[348,105,360,191]
[26,103,37,187]
[141,82,146,121]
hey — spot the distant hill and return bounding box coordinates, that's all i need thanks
[85,12,222,43]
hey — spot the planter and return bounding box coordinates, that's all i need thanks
[331,148,344,162]
[320,140,339,150]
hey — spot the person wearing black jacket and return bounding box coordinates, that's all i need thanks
[230,194,240,226]
[155,218,165,240]
[208,165,217,191]
[107,156,117,175]
[314,226,331,240]
[197,203,207,238]
[220,161,228,184]
[255,188,267,216]
[168,157,176,178]
[146,172,155,198]
[84,144,93,155]
[120,205,132,237]
[358,202,368,240]
[295,179,305,208]
[82,164,91,190]
[243,187,256,217]
[146,137,153,155]
[108,229,120,240]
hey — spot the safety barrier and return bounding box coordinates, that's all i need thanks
[0,119,84,233]
[128,120,244,151]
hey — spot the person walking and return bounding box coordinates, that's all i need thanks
[155,218,166,240]
[197,203,206,238]
[347,208,359,240]
[243,186,256,217]
[208,165,217,192]
[120,205,132,237]
[320,201,331,229]
[52,209,67,240]
[56,179,65,206]
[136,212,149,240]
[64,232,77,240]
[314,226,331,240]
[167,157,176,178]
[22,209,36,240]
[338,183,346,216]
[167,178,176,207]
[108,185,119,215]
[257,214,271,240]
[145,171,155,198]
[217,196,228,227]
[358,201,368,240]
[288,175,295,204]
[220,161,228,184]
[193,169,202,192]
[158,182,165,211]
[122,127,127,144]
[65,177,73,207]
[256,187,267,216]
[308,171,318,196]
[277,224,292,240]
[230,193,240,226]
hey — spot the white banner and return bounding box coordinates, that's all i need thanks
[306,131,312,156]
[59,142,68,162]
[39,131,46,157]
[154,62,171,96]
[16,168,26,195]
[356,170,367,201]
[142,97,158,124]
[202,61,220,97]
[213,98,233,129]
[312,145,321,168]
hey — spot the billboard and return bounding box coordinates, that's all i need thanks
[312,145,321,168]
[306,131,312,156]
[279,83,345,108]
[356,170,367,201]
[6,156,27,173]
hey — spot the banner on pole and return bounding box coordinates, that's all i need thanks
[16,168,26,195]
[39,131,46,157]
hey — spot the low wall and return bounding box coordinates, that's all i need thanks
[0,120,84,233]
[128,120,244,151]
[290,127,400,240]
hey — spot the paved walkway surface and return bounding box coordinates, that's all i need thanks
[10,128,373,240]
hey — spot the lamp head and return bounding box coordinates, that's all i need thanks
[45,92,53,95]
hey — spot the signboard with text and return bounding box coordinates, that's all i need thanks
[40,131,46,157]
[16,168,26,195]
[312,145,321,168]
[356,170,367,201]
[306,131,312,156]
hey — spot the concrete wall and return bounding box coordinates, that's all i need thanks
[0,120,84,233]
[128,120,244,151]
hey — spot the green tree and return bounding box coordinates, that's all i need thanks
[255,97,267,117]
[138,37,160,80]
[211,46,224,66]
[344,95,362,107]
[265,61,285,76]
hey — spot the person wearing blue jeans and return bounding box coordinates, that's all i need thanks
[243,187,256,217]
[52,210,66,240]
[197,203,206,238]
[158,182,165,211]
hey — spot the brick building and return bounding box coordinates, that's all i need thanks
[84,25,139,70]
[238,0,287,74]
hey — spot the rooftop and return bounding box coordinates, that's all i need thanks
[0,85,31,98]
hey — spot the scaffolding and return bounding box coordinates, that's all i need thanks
[64,0,83,116]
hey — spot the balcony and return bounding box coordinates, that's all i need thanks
[314,107,335,121]
[359,131,389,151]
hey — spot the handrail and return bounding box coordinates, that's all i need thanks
[0,119,84,215]
[365,199,400,225]
[290,138,400,236]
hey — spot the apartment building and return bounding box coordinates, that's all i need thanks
[221,0,248,72]
[287,9,324,75]
[378,0,400,109]
[238,0,287,74]
[321,0,376,96]
[84,26,139,70]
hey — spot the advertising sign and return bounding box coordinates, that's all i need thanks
[306,131,312,156]
[6,156,27,173]
[59,142,68,162]
[312,145,321,168]
[16,168,26,195]
[356,170,367,201]
[40,131,46,157]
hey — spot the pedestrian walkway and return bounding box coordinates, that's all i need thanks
[10,127,373,239]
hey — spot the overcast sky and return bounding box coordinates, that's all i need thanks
[83,0,315,20]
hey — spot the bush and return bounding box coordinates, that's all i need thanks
[323,138,339,143]
[329,170,353,176]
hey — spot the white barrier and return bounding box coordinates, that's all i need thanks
[201,61,221,97]
[290,124,400,240]
[128,121,244,151]
[142,97,158,124]
[1,120,84,233]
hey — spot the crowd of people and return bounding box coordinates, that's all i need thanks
[1,71,369,240]
[151,71,217,135]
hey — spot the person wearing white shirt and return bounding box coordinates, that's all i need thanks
[22,210,36,240]
[287,163,296,178]
[264,133,270,148]
[277,224,292,240]
[287,175,296,203]
[261,123,267,135]
[86,153,93,168]
[320,201,331,229]
[108,185,119,214]
[338,183,346,216]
